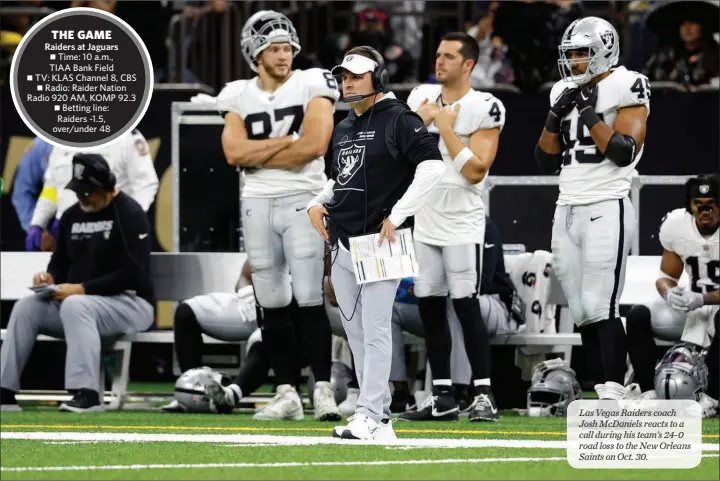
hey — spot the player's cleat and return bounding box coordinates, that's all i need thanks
[313,381,342,421]
[206,380,242,408]
[390,392,415,414]
[332,413,378,440]
[253,384,304,421]
[398,392,459,421]
[338,387,359,417]
[59,390,105,413]
[699,393,718,418]
[0,388,22,412]
[158,399,186,413]
[468,391,500,422]
[373,418,398,441]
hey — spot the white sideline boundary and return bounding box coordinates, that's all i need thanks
[2,431,719,452]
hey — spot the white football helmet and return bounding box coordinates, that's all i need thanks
[527,358,582,417]
[174,366,231,413]
[558,17,620,84]
[241,10,301,72]
[654,344,709,401]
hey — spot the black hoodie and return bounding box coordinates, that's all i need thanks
[326,94,441,248]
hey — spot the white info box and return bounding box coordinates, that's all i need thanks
[566,399,702,469]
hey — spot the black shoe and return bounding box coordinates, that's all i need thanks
[59,389,104,413]
[468,390,500,422]
[0,387,21,412]
[390,391,414,414]
[399,392,458,421]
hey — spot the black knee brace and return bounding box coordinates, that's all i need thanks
[625,305,657,392]
[174,302,203,373]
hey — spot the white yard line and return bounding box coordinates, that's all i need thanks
[3,431,718,452]
[1,457,570,472]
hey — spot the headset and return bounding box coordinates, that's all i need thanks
[341,46,389,103]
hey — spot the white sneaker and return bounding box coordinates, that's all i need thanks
[338,388,359,417]
[698,393,718,418]
[313,381,341,421]
[373,419,397,441]
[594,383,607,399]
[253,384,304,421]
[332,413,378,440]
[642,389,657,400]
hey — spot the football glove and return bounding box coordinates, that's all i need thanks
[665,286,704,312]
[550,87,579,118]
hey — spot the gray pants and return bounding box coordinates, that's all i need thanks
[331,247,399,424]
[390,295,511,384]
[0,294,154,394]
[242,192,325,308]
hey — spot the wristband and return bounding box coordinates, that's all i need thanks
[452,147,474,172]
[580,107,601,129]
[545,112,561,134]
[291,132,300,142]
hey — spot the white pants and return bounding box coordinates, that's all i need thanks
[551,198,636,326]
[242,192,325,308]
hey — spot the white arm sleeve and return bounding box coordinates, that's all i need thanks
[29,164,59,227]
[124,133,159,211]
[307,180,335,210]
[388,159,444,227]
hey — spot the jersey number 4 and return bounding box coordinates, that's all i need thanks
[686,257,720,294]
[560,112,606,165]
[244,106,304,140]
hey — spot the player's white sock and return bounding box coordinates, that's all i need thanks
[473,379,491,387]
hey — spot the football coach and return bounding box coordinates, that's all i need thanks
[307,46,444,440]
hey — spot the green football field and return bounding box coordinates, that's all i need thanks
[1,404,718,480]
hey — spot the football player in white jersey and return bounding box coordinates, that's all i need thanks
[217,10,340,421]
[25,129,158,251]
[625,174,719,415]
[403,32,505,422]
[534,17,650,400]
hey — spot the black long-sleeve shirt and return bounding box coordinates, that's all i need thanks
[48,192,154,305]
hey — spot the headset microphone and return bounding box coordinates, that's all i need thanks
[342,89,382,103]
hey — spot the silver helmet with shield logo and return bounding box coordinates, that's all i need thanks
[241,10,301,72]
[558,17,620,84]
[527,358,582,417]
[654,343,709,400]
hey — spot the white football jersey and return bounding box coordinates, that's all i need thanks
[217,68,339,198]
[406,84,505,245]
[551,66,651,205]
[659,208,720,294]
[30,130,159,227]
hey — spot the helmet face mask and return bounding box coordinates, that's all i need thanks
[174,366,230,413]
[558,17,619,84]
[527,359,582,417]
[241,10,301,73]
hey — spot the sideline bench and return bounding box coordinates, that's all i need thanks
[1,252,682,408]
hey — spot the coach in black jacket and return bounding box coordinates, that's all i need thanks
[0,154,154,414]
[307,46,444,440]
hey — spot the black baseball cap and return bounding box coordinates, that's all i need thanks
[65,153,114,194]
